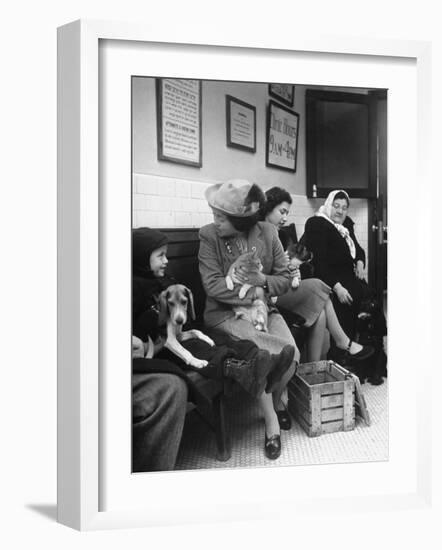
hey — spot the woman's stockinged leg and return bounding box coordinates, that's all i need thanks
[272,360,297,410]
[306,309,326,362]
[324,298,363,354]
[268,314,300,412]
[260,392,280,437]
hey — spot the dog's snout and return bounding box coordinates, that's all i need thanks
[175,316,185,325]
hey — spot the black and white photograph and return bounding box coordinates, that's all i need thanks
[131,77,388,473]
[6,0,437,543]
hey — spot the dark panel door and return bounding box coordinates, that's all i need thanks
[306,90,377,199]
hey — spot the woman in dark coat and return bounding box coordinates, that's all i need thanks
[302,189,382,341]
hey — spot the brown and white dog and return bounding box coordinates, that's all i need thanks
[158,284,215,369]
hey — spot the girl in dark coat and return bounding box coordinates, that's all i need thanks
[132,227,294,399]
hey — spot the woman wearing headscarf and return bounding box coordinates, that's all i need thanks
[302,189,384,343]
[198,179,298,460]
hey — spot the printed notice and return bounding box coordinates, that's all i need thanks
[159,79,201,166]
[230,101,255,149]
[226,96,256,152]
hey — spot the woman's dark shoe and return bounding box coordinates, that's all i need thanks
[368,374,384,386]
[264,433,281,460]
[266,344,296,393]
[331,341,374,364]
[276,407,292,430]
[346,340,375,361]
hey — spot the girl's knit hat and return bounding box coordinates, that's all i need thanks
[132,227,168,277]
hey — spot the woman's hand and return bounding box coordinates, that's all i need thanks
[333,283,353,305]
[132,335,145,358]
[233,266,266,287]
[355,260,365,280]
[153,336,165,356]
[232,265,249,284]
[244,270,267,287]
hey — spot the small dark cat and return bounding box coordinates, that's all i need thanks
[286,243,313,288]
[225,250,264,299]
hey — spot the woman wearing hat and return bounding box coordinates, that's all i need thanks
[199,179,298,460]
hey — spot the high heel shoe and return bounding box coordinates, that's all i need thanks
[276,405,292,430]
[264,433,281,460]
[330,341,374,364]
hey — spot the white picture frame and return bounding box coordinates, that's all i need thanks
[57,19,433,531]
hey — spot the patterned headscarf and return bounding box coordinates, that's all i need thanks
[316,190,356,259]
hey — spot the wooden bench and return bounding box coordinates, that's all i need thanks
[161,228,231,461]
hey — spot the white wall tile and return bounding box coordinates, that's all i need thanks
[136,211,156,227]
[191,182,207,199]
[175,212,192,227]
[133,194,146,211]
[175,180,191,198]
[144,195,161,211]
[181,197,194,212]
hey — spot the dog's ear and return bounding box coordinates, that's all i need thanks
[184,286,196,321]
[157,289,170,326]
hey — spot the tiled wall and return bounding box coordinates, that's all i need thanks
[133,173,369,268]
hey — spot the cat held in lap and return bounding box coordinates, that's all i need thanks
[225,250,263,298]
[225,250,269,332]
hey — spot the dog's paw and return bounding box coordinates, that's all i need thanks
[202,336,215,347]
[189,358,209,369]
[291,277,300,289]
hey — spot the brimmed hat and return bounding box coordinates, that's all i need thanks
[205,179,260,217]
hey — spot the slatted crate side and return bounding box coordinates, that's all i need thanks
[288,382,310,412]
[288,377,315,435]
[310,386,323,436]
[321,393,344,408]
[342,378,356,431]
[296,360,329,375]
[327,363,347,381]
[318,380,347,395]
[288,360,357,436]
[289,381,347,437]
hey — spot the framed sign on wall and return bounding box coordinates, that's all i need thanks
[225,94,256,152]
[269,82,295,107]
[266,100,300,172]
[156,78,202,167]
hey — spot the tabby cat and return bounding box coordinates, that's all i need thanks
[225,250,269,331]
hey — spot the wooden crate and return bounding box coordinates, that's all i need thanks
[288,360,355,437]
